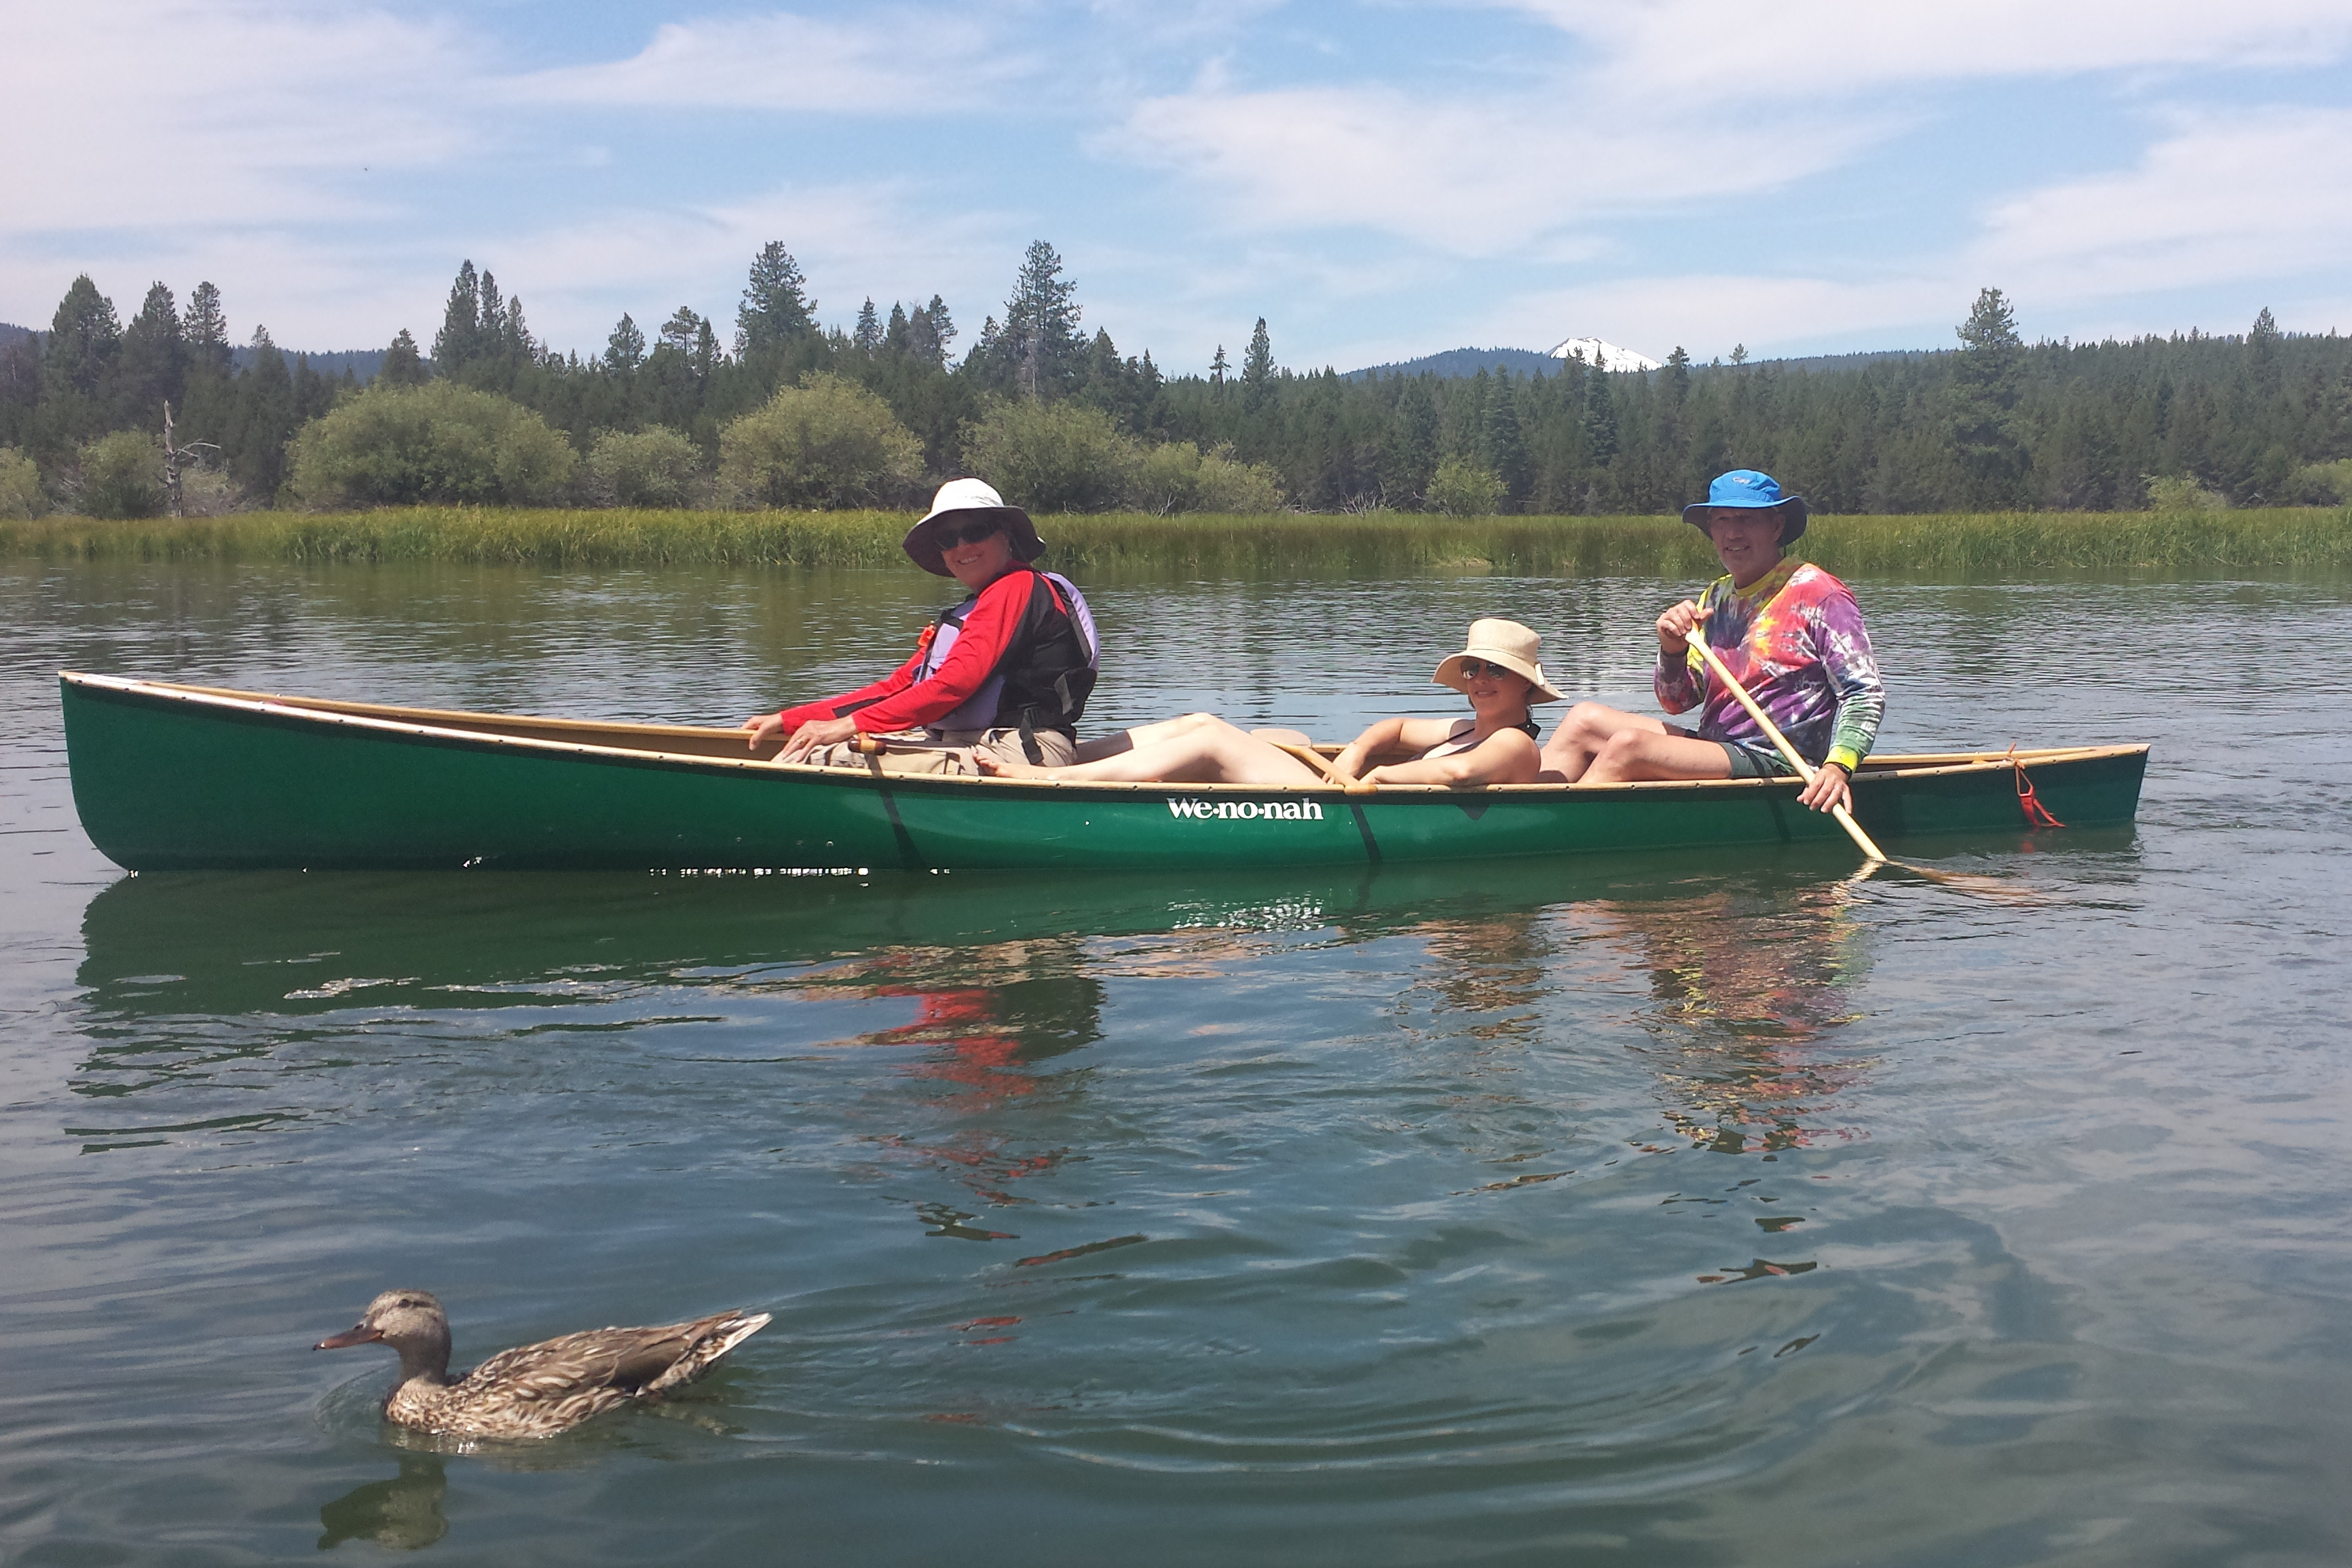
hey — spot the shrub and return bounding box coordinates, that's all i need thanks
[1127,441,1286,515]
[2283,458,2352,506]
[1425,455,1506,516]
[286,381,578,508]
[176,464,244,517]
[2142,473,2227,513]
[76,432,169,519]
[961,398,1136,513]
[717,373,922,509]
[588,425,705,508]
[0,447,44,519]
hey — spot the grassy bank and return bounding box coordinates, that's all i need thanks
[4,504,2347,576]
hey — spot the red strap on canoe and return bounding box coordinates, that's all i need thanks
[2008,747,2064,829]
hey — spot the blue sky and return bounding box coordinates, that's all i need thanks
[6,0,2349,372]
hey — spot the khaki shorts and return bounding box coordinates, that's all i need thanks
[806,727,1078,776]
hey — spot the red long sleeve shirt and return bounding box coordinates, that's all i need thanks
[774,569,1063,736]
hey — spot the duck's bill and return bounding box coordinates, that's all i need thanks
[314,1324,384,1350]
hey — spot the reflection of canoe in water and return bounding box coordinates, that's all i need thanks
[61,673,2148,873]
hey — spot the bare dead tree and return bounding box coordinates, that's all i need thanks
[162,403,219,518]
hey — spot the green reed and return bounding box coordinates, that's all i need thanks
[5,505,2346,576]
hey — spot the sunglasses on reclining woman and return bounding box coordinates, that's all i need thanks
[934,518,1004,548]
[1456,659,1516,679]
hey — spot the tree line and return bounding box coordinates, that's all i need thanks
[4,240,2349,521]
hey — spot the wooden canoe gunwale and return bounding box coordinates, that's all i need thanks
[86,674,2140,798]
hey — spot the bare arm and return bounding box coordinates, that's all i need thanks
[1364,729,1540,787]
[1331,715,1411,779]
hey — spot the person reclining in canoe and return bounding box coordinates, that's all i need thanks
[743,479,1099,774]
[1537,469,1882,815]
[976,619,1561,788]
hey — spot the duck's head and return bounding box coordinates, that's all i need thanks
[316,1290,453,1379]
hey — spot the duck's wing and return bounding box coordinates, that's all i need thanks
[466,1311,771,1404]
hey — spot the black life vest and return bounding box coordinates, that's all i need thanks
[913,569,1099,738]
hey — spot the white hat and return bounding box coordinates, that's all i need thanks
[901,478,1045,577]
[1432,618,1565,703]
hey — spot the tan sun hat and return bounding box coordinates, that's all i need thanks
[1432,618,1564,703]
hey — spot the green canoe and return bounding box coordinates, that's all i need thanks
[60,672,2148,874]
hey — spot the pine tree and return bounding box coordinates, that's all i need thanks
[2247,306,2282,396]
[45,275,121,399]
[737,242,815,355]
[184,282,231,376]
[380,329,428,386]
[1242,318,1274,410]
[1582,362,1618,466]
[604,314,646,374]
[1002,240,1082,399]
[1948,286,2028,507]
[692,315,720,380]
[1666,346,1692,405]
[229,326,297,498]
[659,307,703,358]
[477,272,504,348]
[924,295,956,362]
[116,282,186,427]
[883,301,912,356]
[1382,375,1438,502]
[853,297,882,354]
[432,261,483,378]
[1481,368,1527,503]
[1210,346,1228,388]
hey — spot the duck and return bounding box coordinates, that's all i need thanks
[314,1289,770,1440]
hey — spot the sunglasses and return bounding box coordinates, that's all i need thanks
[1455,658,1516,679]
[935,518,1004,548]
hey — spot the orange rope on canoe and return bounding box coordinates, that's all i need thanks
[2007,745,2065,829]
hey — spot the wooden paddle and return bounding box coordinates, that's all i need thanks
[1270,741,1374,792]
[1684,631,2021,894]
[1681,630,1889,863]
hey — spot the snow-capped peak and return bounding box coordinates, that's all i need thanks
[1546,337,1663,373]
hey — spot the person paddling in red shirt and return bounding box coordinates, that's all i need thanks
[742,479,1100,774]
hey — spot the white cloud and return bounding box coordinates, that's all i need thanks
[1499,0,2352,93]
[1110,83,1884,255]
[0,1,470,234]
[1975,107,2352,302]
[508,10,1026,112]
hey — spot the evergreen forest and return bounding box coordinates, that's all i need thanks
[3,239,2349,521]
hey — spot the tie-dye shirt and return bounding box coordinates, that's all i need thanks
[1655,557,1884,772]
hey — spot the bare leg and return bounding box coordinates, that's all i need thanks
[977,713,1322,785]
[1540,703,1670,783]
[1578,727,1734,785]
[1072,711,1220,763]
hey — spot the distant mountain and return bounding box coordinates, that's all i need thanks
[229,345,388,380]
[1347,341,1939,383]
[1343,346,1558,380]
[1547,336,1662,373]
[0,326,394,381]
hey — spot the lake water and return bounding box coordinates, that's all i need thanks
[3,559,2349,1566]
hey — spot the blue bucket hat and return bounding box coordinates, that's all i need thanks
[1681,469,1808,544]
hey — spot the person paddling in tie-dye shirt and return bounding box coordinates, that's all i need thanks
[1539,469,1884,817]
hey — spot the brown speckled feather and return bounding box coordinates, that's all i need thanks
[318,1291,770,1441]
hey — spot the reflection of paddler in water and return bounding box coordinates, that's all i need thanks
[742,478,1100,774]
[979,618,1561,787]
[1400,912,1553,1049]
[840,938,1105,1207]
[1589,882,1873,1155]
